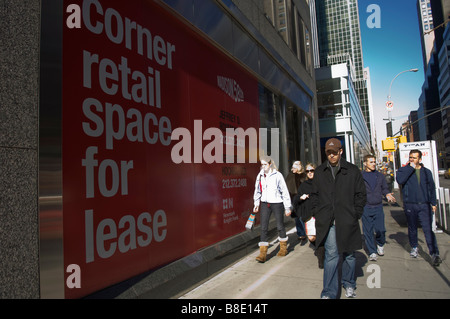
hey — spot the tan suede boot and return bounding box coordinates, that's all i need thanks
[277,240,288,257]
[256,245,268,263]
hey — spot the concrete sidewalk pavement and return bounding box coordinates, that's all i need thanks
[179,190,450,299]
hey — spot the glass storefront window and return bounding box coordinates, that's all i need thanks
[318,105,343,118]
[259,84,315,172]
[317,91,342,107]
[316,78,341,93]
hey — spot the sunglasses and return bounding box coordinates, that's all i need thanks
[306,169,315,173]
[326,150,339,156]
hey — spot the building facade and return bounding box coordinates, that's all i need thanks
[438,23,450,167]
[417,0,436,72]
[315,63,371,167]
[415,0,448,166]
[406,110,420,142]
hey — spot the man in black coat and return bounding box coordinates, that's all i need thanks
[311,138,366,299]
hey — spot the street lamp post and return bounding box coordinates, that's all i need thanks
[385,68,419,189]
[386,68,419,126]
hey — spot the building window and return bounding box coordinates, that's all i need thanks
[316,78,341,93]
[318,105,344,118]
[263,0,311,74]
[304,26,312,74]
[263,0,276,25]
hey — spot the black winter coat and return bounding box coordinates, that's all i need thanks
[292,179,314,222]
[311,158,366,253]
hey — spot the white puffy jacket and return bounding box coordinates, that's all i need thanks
[253,169,291,210]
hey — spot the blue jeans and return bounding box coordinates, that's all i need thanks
[362,205,386,255]
[295,217,306,237]
[321,225,356,299]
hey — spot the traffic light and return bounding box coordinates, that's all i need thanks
[386,122,393,137]
[398,136,407,144]
[382,139,395,151]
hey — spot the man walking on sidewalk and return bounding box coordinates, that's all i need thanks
[311,138,366,299]
[362,154,396,261]
[396,149,442,266]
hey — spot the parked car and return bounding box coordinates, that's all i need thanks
[445,169,450,179]
[439,169,446,176]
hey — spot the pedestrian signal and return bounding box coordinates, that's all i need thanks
[398,136,407,144]
[382,139,395,151]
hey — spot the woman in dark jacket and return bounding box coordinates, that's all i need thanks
[293,163,315,228]
[292,163,324,268]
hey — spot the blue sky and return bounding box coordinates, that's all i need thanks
[357,0,425,151]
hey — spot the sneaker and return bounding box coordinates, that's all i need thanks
[377,245,384,256]
[410,247,418,258]
[344,286,356,298]
[432,254,442,266]
[369,253,378,261]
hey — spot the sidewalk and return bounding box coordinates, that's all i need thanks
[179,190,450,299]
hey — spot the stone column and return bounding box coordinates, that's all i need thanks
[0,0,41,298]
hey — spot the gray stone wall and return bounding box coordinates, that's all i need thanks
[0,0,41,298]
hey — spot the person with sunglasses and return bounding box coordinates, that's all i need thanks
[292,163,325,268]
[310,138,366,299]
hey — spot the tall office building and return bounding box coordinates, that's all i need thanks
[416,0,449,164]
[438,24,450,167]
[314,0,371,137]
[417,0,436,72]
[312,0,372,165]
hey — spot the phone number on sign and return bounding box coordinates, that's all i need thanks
[222,178,247,189]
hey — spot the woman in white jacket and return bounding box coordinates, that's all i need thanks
[253,155,292,263]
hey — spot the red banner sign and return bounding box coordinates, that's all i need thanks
[63,0,260,298]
